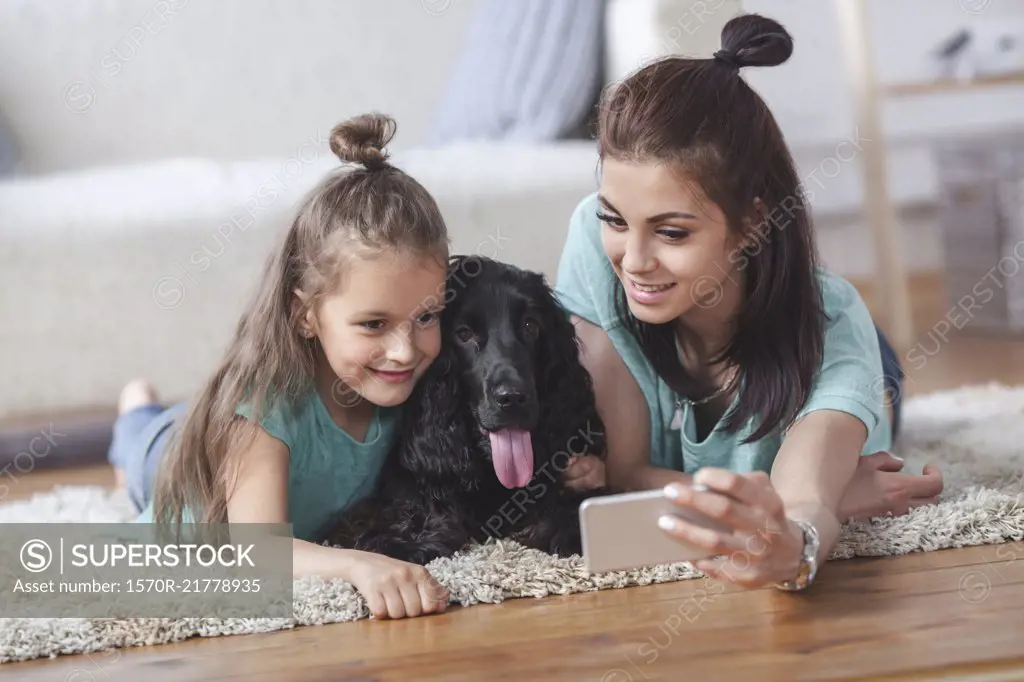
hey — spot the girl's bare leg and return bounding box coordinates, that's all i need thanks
[114,379,160,487]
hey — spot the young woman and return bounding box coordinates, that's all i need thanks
[556,14,943,590]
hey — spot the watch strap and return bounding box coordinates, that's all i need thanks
[774,519,820,592]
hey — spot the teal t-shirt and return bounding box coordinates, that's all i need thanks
[136,390,401,541]
[554,192,891,475]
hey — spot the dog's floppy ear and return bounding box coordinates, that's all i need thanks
[527,272,608,461]
[412,341,460,425]
[525,272,582,386]
[398,340,476,480]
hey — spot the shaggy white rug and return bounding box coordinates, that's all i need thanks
[2,382,1023,665]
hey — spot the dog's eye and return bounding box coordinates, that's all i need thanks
[455,326,475,343]
[416,310,440,327]
[523,318,539,339]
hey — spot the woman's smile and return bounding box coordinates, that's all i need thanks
[625,277,678,304]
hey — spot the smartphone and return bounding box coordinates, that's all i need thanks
[578,487,732,574]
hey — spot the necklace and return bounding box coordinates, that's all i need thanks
[670,364,740,430]
[687,364,740,406]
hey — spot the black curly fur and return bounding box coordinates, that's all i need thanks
[315,256,610,565]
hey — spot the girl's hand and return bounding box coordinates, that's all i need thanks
[838,452,943,520]
[660,468,805,589]
[562,454,607,491]
[346,551,450,619]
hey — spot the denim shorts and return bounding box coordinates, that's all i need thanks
[876,325,904,441]
[107,401,189,513]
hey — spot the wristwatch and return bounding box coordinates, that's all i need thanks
[774,519,820,591]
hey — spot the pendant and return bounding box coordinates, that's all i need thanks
[670,399,683,430]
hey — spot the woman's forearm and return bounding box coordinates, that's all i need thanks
[770,409,865,564]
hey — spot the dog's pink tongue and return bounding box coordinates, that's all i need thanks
[489,428,534,489]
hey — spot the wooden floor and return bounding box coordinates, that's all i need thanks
[6,272,1024,681]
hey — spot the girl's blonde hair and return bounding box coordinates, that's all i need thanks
[150,112,449,528]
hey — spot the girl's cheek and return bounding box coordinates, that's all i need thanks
[426,328,443,360]
[329,333,376,368]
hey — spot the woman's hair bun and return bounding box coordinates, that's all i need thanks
[718,13,793,69]
[329,112,397,171]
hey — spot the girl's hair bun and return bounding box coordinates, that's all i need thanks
[329,113,397,171]
[718,13,793,69]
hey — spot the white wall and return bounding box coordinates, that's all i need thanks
[0,0,479,174]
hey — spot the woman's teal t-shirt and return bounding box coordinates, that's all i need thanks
[135,391,401,541]
[554,192,892,475]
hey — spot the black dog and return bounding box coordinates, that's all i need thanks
[316,256,609,564]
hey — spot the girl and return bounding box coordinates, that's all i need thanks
[556,14,944,590]
[107,113,453,619]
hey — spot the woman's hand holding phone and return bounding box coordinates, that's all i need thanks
[659,468,805,589]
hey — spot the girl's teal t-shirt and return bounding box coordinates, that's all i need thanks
[554,192,892,475]
[135,391,401,541]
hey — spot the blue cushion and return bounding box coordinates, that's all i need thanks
[428,0,605,145]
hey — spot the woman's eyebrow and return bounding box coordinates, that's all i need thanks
[597,194,620,213]
[647,210,698,223]
[598,195,698,222]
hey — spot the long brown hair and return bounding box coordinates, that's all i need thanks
[598,13,826,443]
[150,113,450,528]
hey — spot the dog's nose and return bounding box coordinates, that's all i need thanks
[494,385,528,409]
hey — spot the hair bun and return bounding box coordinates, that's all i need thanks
[329,113,397,170]
[718,13,793,69]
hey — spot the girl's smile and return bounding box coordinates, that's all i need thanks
[367,367,416,384]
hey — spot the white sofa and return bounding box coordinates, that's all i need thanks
[0,143,604,418]
[0,1,617,418]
